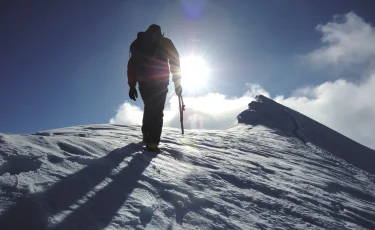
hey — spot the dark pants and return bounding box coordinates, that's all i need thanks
[139,81,168,144]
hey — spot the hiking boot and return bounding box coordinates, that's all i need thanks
[145,143,161,153]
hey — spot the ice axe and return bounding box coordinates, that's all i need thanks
[178,95,185,135]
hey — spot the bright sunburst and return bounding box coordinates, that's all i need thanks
[180,55,210,90]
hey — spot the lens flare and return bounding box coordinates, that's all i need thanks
[180,56,210,90]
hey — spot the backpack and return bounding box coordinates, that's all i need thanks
[129,31,165,82]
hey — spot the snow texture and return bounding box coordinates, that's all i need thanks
[0,95,374,230]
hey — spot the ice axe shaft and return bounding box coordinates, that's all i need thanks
[178,95,185,135]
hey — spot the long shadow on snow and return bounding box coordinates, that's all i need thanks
[51,149,157,230]
[0,143,143,230]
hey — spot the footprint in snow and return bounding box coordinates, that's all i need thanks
[0,156,42,176]
[139,205,155,226]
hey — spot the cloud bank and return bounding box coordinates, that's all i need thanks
[110,84,269,130]
[306,12,375,66]
[111,12,375,150]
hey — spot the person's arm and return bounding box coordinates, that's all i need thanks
[164,38,182,96]
[127,56,136,88]
[164,38,181,85]
[127,56,138,101]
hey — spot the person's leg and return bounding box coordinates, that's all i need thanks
[139,83,152,142]
[148,86,168,145]
[142,81,168,146]
[141,113,150,142]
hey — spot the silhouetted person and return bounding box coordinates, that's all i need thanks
[127,24,181,152]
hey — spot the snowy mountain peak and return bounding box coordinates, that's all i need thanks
[0,100,375,229]
[238,95,375,174]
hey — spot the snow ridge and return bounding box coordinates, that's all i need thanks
[238,95,375,174]
[0,101,374,229]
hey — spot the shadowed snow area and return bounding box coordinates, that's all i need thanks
[0,96,374,229]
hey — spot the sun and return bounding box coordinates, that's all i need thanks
[180,55,210,90]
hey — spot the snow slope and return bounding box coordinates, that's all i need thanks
[0,96,374,230]
[238,95,375,174]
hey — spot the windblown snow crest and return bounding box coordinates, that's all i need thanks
[238,95,375,174]
[0,98,374,229]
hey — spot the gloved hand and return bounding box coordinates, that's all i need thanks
[175,84,182,96]
[129,87,138,101]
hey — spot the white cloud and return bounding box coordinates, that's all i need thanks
[110,84,269,130]
[111,77,375,149]
[306,12,375,66]
[109,103,143,125]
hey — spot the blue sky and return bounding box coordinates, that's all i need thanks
[1,0,375,149]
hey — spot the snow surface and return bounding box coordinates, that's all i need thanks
[0,95,375,230]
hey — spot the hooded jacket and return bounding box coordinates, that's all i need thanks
[127,33,181,87]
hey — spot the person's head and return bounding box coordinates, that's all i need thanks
[137,31,144,39]
[146,24,163,43]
